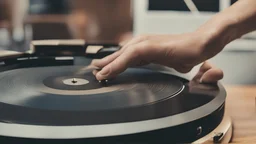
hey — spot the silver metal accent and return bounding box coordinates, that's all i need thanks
[72,78,77,84]
[0,79,226,139]
[86,46,103,54]
[213,132,224,142]
[197,126,202,136]
[99,79,108,83]
[29,39,85,53]
[17,57,29,61]
[55,57,74,60]
[63,78,89,86]
[31,39,85,46]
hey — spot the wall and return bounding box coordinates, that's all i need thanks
[70,0,133,42]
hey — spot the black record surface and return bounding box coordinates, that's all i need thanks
[0,66,183,110]
[0,65,216,126]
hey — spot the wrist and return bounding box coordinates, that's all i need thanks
[195,14,239,60]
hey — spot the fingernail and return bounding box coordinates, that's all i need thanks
[199,77,203,83]
[100,67,110,76]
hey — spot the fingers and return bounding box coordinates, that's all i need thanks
[91,36,151,80]
[91,50,122,68]
[91,51,122,78]
[198,62,213,73]
[95,43,146,80]
[91,35,149,69]
[200,68,223,83]
[92,70,98,76]
[95,50,136,80]
[194,62,223,83]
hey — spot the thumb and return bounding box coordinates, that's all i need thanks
[192,62,224,84]
[200,68,224,83]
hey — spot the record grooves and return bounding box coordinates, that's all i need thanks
[0,65,208,126]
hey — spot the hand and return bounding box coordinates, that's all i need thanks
[191,61,223,84]
[92,0,256,83]
[91,32,221,81]
[92,59,223,84]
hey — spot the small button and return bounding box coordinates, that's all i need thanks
[197,126,202,136]
[213,132,224,142]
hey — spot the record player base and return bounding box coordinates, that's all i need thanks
[192,115,232,144]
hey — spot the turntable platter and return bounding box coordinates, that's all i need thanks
[0,65,220,127]
[0,57,226,143]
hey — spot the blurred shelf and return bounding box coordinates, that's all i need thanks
[24,15,70,24]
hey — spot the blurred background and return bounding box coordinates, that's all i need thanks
[0,0,256,85]
[0,0,133,50]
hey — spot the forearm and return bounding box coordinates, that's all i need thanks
[196,0,256,59]
[230,0,256,37]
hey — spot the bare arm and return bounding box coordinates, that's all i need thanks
[197,0,256,59]
[92,0,256,81]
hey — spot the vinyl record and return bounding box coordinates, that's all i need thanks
[0,65,188,125]
[0,58,226,143]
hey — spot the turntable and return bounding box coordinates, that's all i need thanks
[0,40,232,144]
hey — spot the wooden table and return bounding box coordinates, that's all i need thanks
[225,85,256,143]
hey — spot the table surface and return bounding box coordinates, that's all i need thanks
[225,85,256,143]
